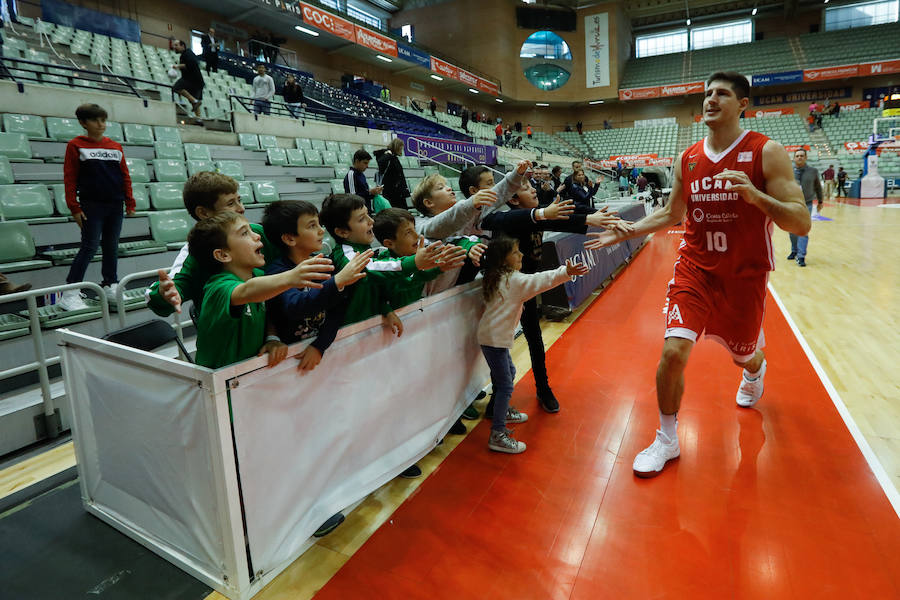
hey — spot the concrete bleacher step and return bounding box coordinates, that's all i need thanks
[20,298,104,328]
[0,314,30,342]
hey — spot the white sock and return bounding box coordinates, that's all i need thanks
[660,412,678,439]
[744,362,764,380]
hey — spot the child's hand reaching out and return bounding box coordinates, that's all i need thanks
[565,259,589,277]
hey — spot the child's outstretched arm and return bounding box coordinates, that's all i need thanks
[508,260,589,304]
[231,257,334,306]
[481,160,530,219]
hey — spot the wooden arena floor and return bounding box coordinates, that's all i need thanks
[1,201,898,599]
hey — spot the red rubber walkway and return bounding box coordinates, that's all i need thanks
[316,233,900,599]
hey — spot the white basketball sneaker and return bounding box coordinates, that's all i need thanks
[57,289,89,311]
[633,429,680,478]
[736,359,767,408]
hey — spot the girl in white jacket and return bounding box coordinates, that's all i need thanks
[477,236,588,453]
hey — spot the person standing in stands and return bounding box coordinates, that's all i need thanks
[374,139,410,209]
[460,106,469,132]
[200,27,218,74]
[58,104,136,312]
[252,64,275,115]
[282,73,307,118]
[494,121,503,146]
[172,40,204,117]
[526,124,533,139]
[576,120,583,135]
[429,97,436,117]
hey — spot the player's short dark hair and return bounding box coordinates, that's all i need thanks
[706,71,751,100]
[75,103,107,122]
[182,172,239,220]
[320,193,365,239]
[262,200,319,252]
[352,149,372,163]
[187,211,244,273]
[373,208,414,244]
[459,165,491,198]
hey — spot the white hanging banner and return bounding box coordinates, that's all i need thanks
[585,12,610,89]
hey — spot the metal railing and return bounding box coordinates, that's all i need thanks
[229,94,397,131]
[116,269,194,361]
[0,282,111,438]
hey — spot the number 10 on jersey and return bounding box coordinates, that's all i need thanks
[706,231,728,252]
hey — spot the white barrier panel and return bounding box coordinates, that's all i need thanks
[60,283,488,600]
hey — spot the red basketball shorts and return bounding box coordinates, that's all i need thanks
[663,257,768,362]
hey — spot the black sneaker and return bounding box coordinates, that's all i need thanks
[786,252,796,260]
[537,387,560,413]
[448,418,467,435]
[485,394,495,419]
[313,512,345,537]
[399,464,422,478]
[797,257,806,267]
[475,390,487,401]
[462,402,479,420]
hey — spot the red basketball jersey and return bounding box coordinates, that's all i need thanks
[679,130,774,277]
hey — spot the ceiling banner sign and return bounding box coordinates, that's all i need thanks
[618,86,660,100]
[754,87,852,106]
[609,153,658,161]
[803,65,859,82]
[839,101,871,111]
[475,77,499,96]
[660,81,705,97]
[585,12,610,88]
[457,69,479,87]
[397,43,430,69]
[430,56,458,80]
[748,107,796,118]
[355,25,398,57]
[300,2,355,42]
[751,70,803,87]
[859,59,900,76]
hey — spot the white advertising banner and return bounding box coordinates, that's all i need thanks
[229,286,489,578]
[585,12,610,88]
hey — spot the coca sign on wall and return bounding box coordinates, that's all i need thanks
[300,2,355,42]
[354,25,398,57]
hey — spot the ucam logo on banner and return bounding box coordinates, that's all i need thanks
[300,2,355,41]
[355,25,397,56]
[397,43,430,69]
[803,65,859,81]
[751,71,804,87]
[397,133,497,165]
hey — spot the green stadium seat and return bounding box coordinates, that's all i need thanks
[337,151,353,165]
[0,133,33,161]
[0,221,52,272]
[152,159,187,182]
[154,141,183,160]
[338,141,353,153]
[303,149,323,166]
[3,114,47,139]
[216,160,244,181]
[295,137,312,150]
[0,313,30,341]
[251,181,278,203]
[148,182,184,210]
[153,126,181,143]
[148,210,193,249]
[187,160,215,177]
[184,143,211,161]
[258,135,278,149]
[131,184,150,212]
[321,150,338,166]
[126,158,150,183]
[330,179,344,194]
[362,144,376,153]
[310,139,326,151]
[0,184,55,219]
[124,123,155,145]
[237,180,254,204]
[0,157,12,185]
[285,149,306,166]
[45,118,83,142]
[105,121,124,143]
[239,133,260,150]
[324,140,340,152]
[50,183,69,216]
[267,148,287,166]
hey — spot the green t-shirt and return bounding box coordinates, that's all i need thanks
[147,223,279,317]
[194,270,266,369]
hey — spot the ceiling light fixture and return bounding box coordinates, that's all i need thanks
[295,26,320,37]
[430,74,443,81]
[495,98,504,103]
[536,102,549,106]
[469,88,479,94]
[375,55,393,62]
[752,7,758,15]
[589,100,604,104]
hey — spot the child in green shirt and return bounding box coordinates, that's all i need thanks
[187,211,334,369]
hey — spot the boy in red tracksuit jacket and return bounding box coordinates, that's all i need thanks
[58,104,136,311]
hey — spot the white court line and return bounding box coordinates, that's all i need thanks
[768,283,900,518]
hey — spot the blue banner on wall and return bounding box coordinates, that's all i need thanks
[42,0,141,43]
[398,43,431,69]
[754,86,852,106]
[751,70,803,87]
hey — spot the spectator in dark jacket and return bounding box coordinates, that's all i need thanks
[568,170,599,213]
[282,74,307,118]
[200,27,218,74]
[429,97,436,117]
[374,139,410,209]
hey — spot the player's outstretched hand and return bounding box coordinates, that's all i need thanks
[335,248,372,289]
[295,345,323,373]
[586,206,634,233]
[516,159,532,175]
[157,269,182,313]
[713,169,759,204]
[565,259,590,277]
[544,197,574,220]
[468,242,487,267]
[471,188,497,209]
[414,236,445,270]
[258,339,288,368]
[290,256,334,289]
[584,229,627,250]
[383,311,404,337]
[435,245,467,271]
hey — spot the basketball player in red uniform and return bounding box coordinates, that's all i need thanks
[585,72,811,477]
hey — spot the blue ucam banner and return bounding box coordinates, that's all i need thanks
[42,0,141,42]
[398,43,431,69]
[751,70,803,87]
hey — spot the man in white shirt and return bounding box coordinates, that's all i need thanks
[252,64,275,115]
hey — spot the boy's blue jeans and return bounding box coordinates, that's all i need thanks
[66,200,124,286]
[481,345,515,432]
